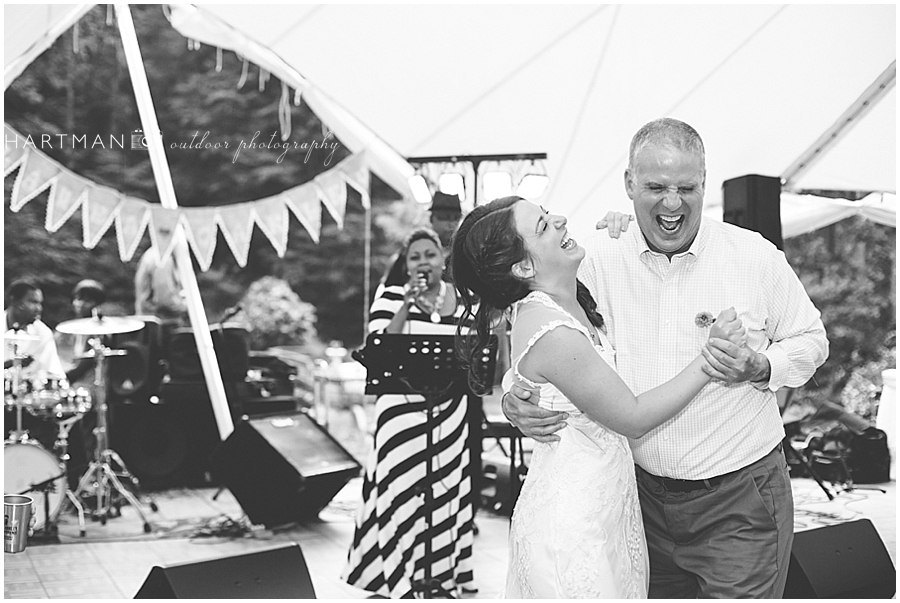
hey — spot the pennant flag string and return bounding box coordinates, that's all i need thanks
[4,124,371,269]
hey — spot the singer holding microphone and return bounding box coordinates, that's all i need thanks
[343,228,478,598]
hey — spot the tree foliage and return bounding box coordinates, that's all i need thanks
[783,215,895,411]
[4,5,418,349]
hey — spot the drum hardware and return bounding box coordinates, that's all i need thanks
[16,471,65,543]
[4,333,92,536]
[5,335,30,441]
[65,333,158,531]
[52,414,88,536]
[3,440,81,535]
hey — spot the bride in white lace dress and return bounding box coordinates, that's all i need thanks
[450,196,743,598]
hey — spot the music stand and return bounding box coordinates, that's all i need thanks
[353,333,497,599]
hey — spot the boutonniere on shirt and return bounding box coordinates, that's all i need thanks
[694,311,714,328]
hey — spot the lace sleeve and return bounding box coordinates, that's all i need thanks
[510,293,594,388]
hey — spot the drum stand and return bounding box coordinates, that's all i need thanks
[71,339,156,532]
[6,345,29,443]
[53,415,87,536]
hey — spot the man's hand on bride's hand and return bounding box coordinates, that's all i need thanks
[700,307,770,384]
[502,381,567,443]
[595,212,634,239]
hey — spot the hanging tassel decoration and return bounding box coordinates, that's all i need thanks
[216,47,223,72]
[258,68,269,93]
[279,82,292,140]
[106,5,114,26]
[294,88,303,106]
[72,21,80,54]
[237,57,250,89]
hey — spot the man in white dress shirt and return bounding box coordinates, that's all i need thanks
[503,118,828,598]
[4,280,66,448]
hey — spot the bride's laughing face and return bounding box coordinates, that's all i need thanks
[512,200,584,280]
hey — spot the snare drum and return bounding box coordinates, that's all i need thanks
[24,377,69,417]
[53,387,92,419]
[4,440,67,531]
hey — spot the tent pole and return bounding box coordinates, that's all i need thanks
[114,4,233,440]
[363,202,371,337]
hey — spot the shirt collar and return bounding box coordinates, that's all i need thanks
[636,217,710,260]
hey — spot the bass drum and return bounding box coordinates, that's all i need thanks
[4,441,66,531]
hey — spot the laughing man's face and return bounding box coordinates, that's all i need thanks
[625,144,705,258]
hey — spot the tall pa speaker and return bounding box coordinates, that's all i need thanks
[210,411,362,528]
[784,519,896,598]
[134,543,316,598]
[722,174,783,250]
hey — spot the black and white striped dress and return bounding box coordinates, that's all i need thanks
[342,283,475,598]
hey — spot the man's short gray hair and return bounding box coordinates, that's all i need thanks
[628,118,706,172]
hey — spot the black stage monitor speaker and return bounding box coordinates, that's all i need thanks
[134,543,316,598]
[784,518,896,598]
[722,174,783,250]
[210,411,362,528]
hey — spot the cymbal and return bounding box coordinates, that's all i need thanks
[4,332,40,344]
[56,316,143,336]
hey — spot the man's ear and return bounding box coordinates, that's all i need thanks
[624,168,636,200]
[512,260,533,280]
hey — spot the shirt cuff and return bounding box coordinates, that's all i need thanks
[756,347,788,392]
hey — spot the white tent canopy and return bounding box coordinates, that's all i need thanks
[198,4,896,240]
[5,3,896,244]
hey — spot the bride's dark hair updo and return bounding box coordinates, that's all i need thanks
[450,196,603,392]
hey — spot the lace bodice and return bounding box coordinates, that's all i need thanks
[510,290,617,413]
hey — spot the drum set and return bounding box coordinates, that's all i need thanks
[4,315,158,537]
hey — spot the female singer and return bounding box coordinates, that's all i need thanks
[342,227,476,598]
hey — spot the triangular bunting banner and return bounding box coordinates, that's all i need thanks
[11,150,60,211]
[4,125,27,175]
[45,171,88,232]
[316,169,347,228]
[82,184,122,248]
[216,203,255,267]
[115,197,150,262]
[283,184,322,244]
[183,207,219,271]
[337,152,370,209]
[149,205,182,262]
[4,127,373,270]
[252,196,289,257]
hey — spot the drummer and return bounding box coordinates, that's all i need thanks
[4,280,64,449]
[4,280,65,381]
[59,279,108,387]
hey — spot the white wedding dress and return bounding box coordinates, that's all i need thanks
[504,291,648,599]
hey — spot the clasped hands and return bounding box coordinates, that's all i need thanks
[702,307,770,384]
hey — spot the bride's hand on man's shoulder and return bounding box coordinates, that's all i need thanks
[595,212,634,239]
[502,380,567,443]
